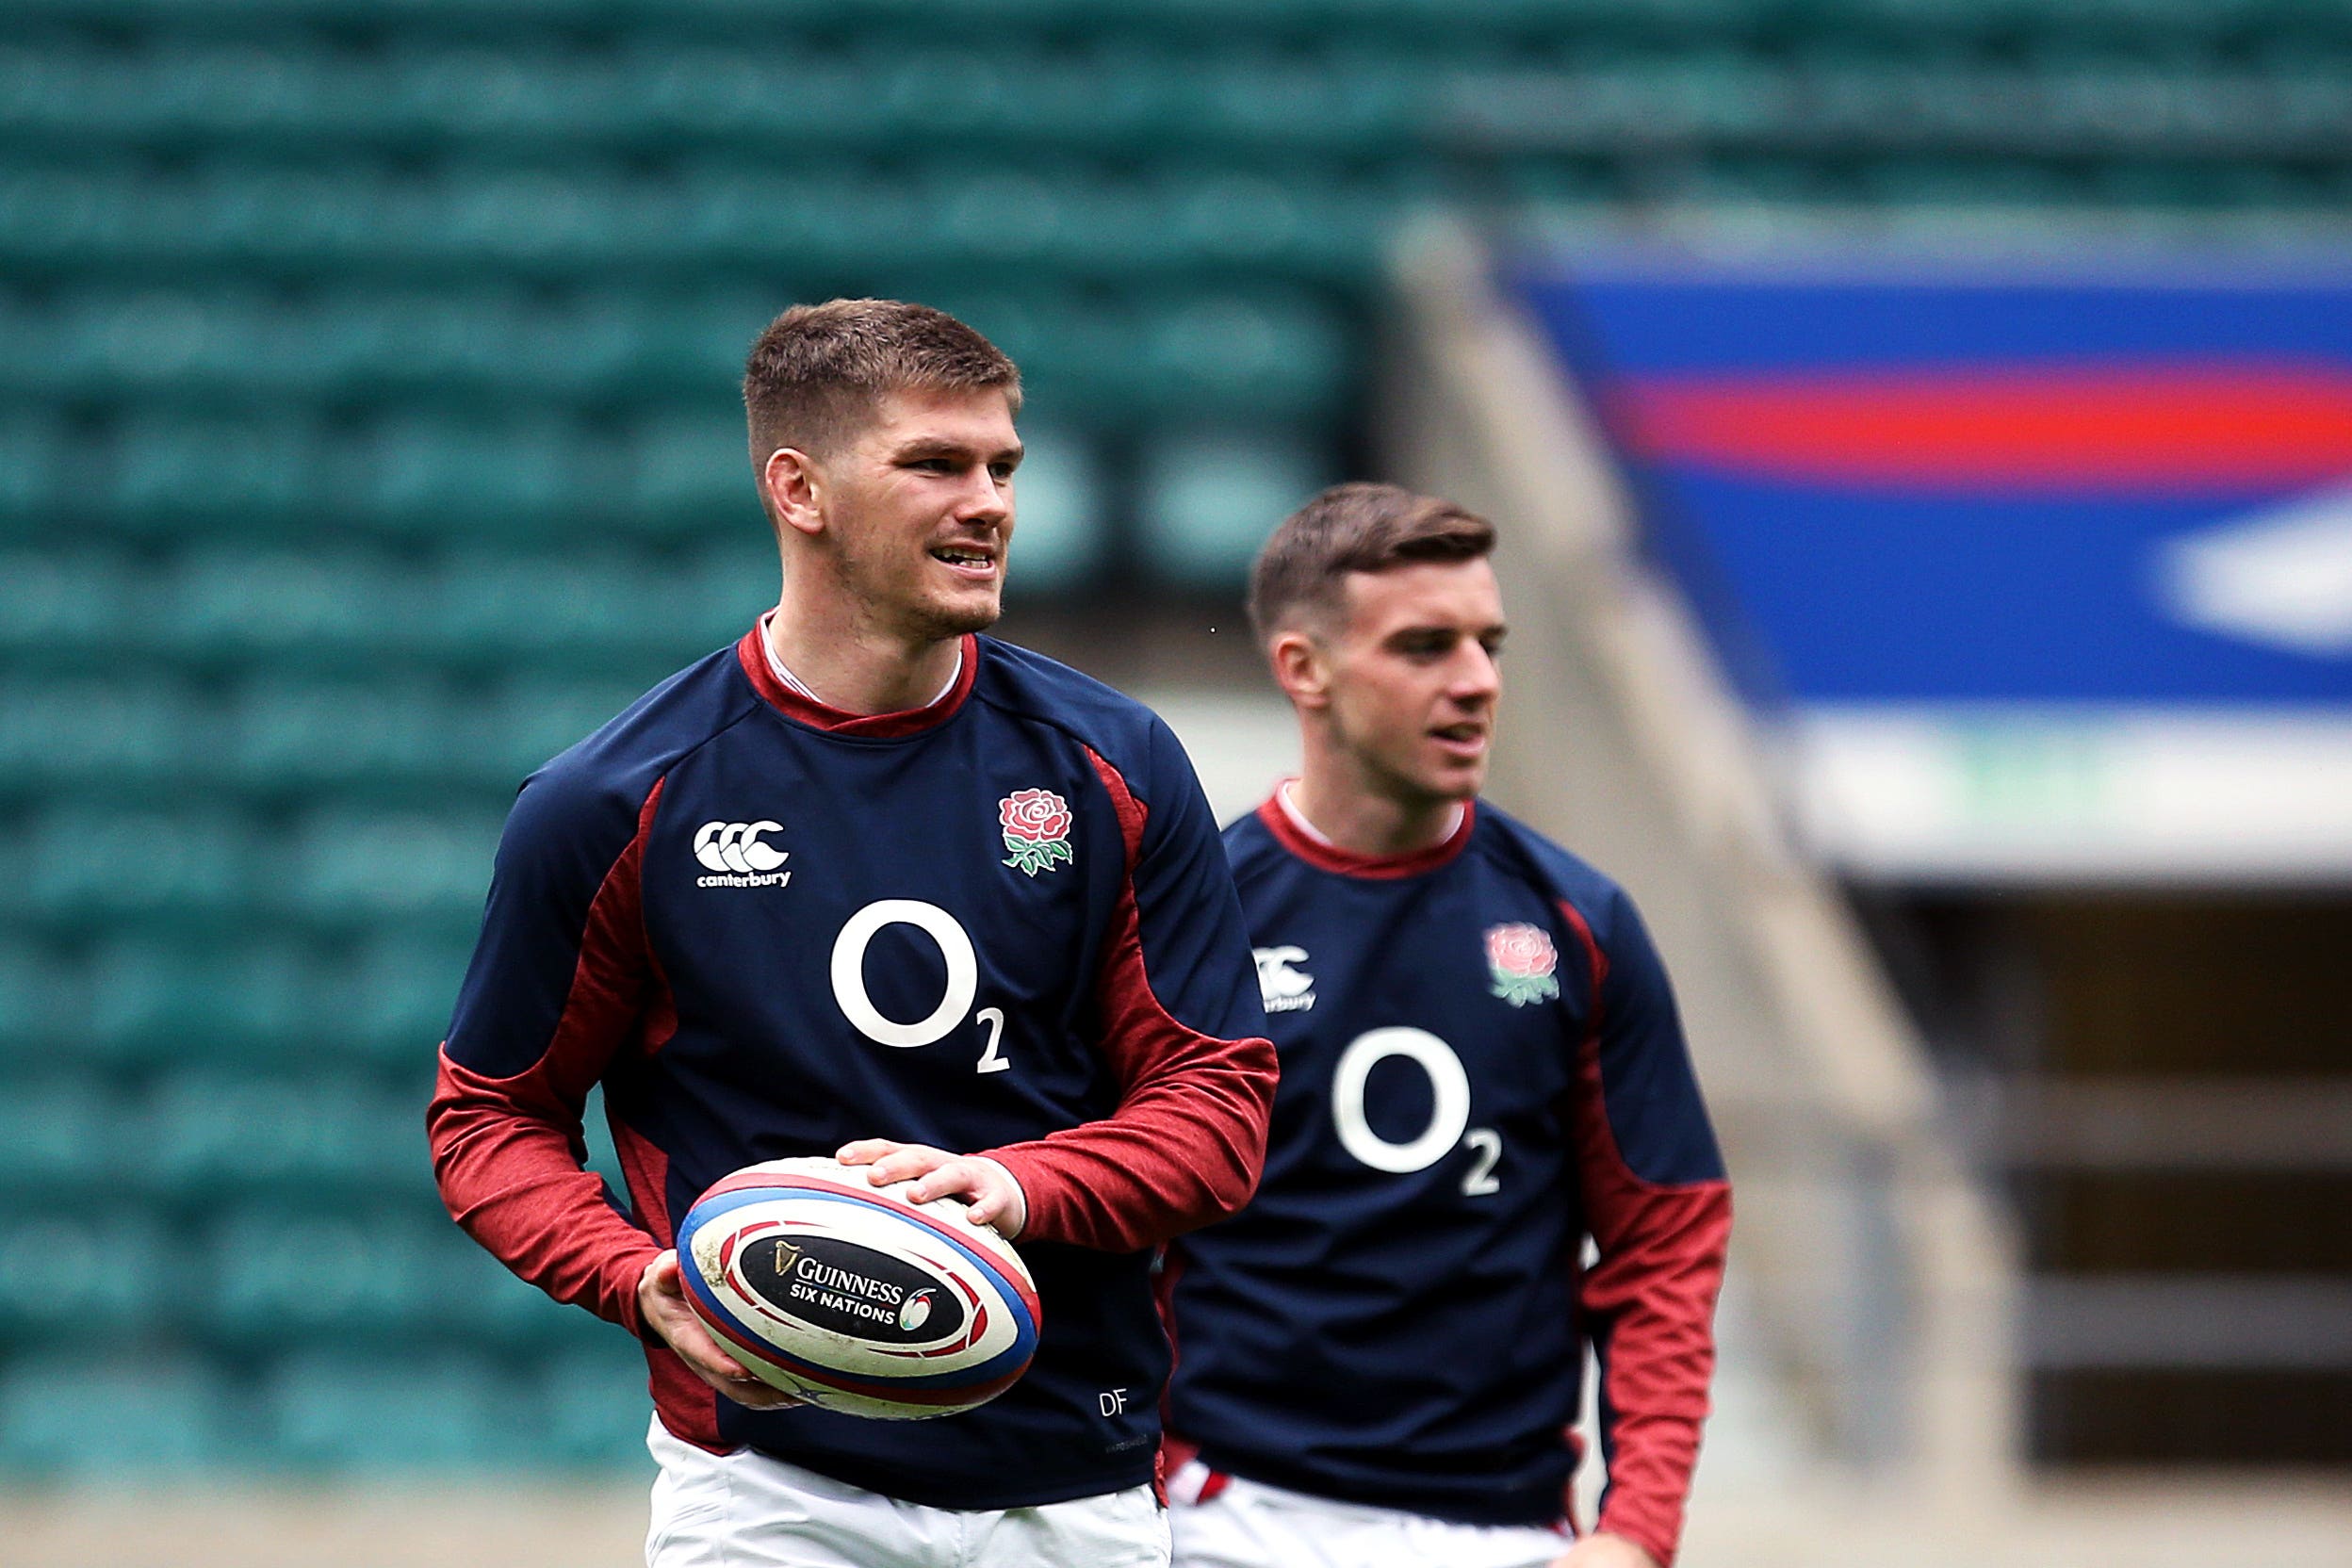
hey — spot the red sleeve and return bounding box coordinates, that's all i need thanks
[1560,900,1732,1568]
[426,778,671,1335]
[983,749,1277,1252]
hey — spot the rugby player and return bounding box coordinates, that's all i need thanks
[429,300,1277,1568]
[1163,483,1731,1568]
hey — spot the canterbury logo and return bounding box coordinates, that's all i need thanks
[694,821,791,888]
[1253,945,1316,1013]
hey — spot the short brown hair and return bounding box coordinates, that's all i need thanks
[743,299,1021,463]
[1248,482,1496,641]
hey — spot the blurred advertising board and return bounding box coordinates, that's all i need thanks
[1516,253,2352,883]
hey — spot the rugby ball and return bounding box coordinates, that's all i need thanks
[677,1156,1041,1420]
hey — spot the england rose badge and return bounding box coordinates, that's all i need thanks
[1484,922,1560,1007]
[999,788,1075,876]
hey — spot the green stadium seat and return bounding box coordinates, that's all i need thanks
[945,45,1175,155]
[432,1226,615,1350]
[264,1350,518,1469]
[543,289,671,391]
[633,292,781,390]
[335,933,471,1068]
[1156,171,1385,283]
[170,549,378,664]
[927,288,1165,421]
[0,413,67,535]
[475,675,653,782]
[352,416,587,537]
[4,38,269,152]
[147,1075,432,1200]
[103,412,322,537]
[673,165,915,271]
[0,1357,235,1474]
[300,287,508,394]
[914,287,1066,386]
[0,1212,164,1343]
[160,548,725,672]
[207,164,394,273]
[147,40,346,150]
[1133,294,1351,417]
[29,286,651,401]
[206,1209,448,1346]
[619,410,760,536]
[12,808,252,929]
[1854,156,2079,206]
[0,941,55,1063]
[373,41,592,146]
[39,288,279,400]
[993,294,1111,407]
[418,166,637,269]
[0,1081,115,1196]
[0,167,106,274]
[1027,175,1197,276]
[281,808,502,927]
[139,546,755,674]
[614,41,867,148]
[939,168,1081,271]
[0,552,132,667]
[227,678,463,793]
[2092,161,2321,210]
[683,538,791,645]
[531,1347,656,1468]
[1000,428,1107,594]
[0,678,193,790]
[422,552,665,662]
[83,939,324,1069]
[1135,425,1333,588]
[187,1132,624,1356]
[1668,155,1840,207]
[1190,53,1421,155]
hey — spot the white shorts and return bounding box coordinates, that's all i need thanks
[645,1417,1170,1568]
[1167,1460,1567,1568]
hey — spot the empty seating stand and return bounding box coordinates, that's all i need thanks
[3,0,2347,1475]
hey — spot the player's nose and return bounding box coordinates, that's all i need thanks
[1450,643,1501,701]
[955,466,1011,527]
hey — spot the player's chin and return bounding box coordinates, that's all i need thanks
[1417,753,1488,800]
[911,583,1004,638]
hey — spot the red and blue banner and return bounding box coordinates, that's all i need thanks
[1513,257,2352,707]
[1511,253,2352,880]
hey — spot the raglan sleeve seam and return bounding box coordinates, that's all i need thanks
[978,730,1276,1251]
[427,771,671,1336]
[1559,887,1732,1568]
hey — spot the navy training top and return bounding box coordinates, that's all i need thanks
[429,626,1276,1511]
[1166,794,1729,1565]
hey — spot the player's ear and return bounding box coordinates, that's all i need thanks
[760,446,826,539]
[1268,628,1331,710]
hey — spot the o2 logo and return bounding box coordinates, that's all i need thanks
[829,899,1009,1074]
[1330,1028,1500,1197]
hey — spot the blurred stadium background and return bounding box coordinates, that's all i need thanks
[2,2,2347,1562]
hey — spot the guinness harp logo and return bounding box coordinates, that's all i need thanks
[739,1235,806,1309]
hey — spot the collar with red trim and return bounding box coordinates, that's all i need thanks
[732,624,980,739]
[1256,785,1478,880]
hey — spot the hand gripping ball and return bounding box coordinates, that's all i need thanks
[676,1157,1042,1420]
